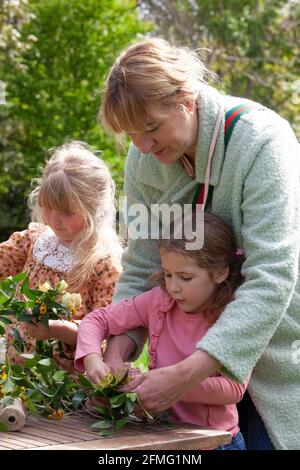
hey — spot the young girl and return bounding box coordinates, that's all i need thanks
[1,141,122,374]
[75,212,248,450]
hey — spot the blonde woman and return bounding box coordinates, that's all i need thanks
[100,38,300,450]
[1,141,122,374]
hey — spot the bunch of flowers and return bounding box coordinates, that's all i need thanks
[0,353,145,435]
[0,272,81,341]
[87,367,147,436]
[0,354,79,421]
[0,272,155,435]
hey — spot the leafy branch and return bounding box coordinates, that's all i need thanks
[0,272,80,339]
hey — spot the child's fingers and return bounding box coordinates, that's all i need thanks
[86,371,103,384]
[86,363,111,385]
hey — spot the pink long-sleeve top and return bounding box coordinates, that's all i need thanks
[75,286,248,436]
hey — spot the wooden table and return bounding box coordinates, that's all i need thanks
[0,413,232,450]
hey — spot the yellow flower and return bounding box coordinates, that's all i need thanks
[35,298,42,304]
[0,372,8,381]
[39,282,52,292]
[20,396,29,408]
[1,365,6,372]
[55,409,64,419]
[70,307,77,317]
[94,372,114,391]
[39,303,47,315]
[53,409,64,420]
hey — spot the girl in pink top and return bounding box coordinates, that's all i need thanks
[75,212,248,450]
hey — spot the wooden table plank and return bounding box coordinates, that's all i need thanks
[0,415,232,450]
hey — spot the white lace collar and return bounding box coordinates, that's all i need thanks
[32,227,74,272]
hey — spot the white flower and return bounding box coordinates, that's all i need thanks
[39,282,52,292]
[61,292,82,311]
[55,280,68,293]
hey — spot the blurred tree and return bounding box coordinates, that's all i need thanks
[139,0,300,136]
[0,0,150,240]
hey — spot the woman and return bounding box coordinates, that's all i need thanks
[100,38,300,450]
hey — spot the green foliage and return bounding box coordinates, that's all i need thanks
[89,369,141,435]
[140,0,300,136]
[0,273,76,338]
[0,0,150,240]
[0,353,149,435]
[0,355,80,419]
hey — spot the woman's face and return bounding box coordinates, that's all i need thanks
[127,101,198,163]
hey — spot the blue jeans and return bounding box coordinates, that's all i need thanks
[237,391,274,450]
[216,431,247,450]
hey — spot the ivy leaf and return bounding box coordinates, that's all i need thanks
[26,389,44,402]
[0,422,9,432]
[41,313,50,329]
[71,390,86,409]
[17,314,34,322]
[11,327,24,346]
[52,370,67,382]
[109,393,128,408]
[0,316,13,324]
[99,430,113,437]
[114,418,127,431]
[38,358,51,367]
[126,392,137,402]
[94,405,110,417]
[124,398,135,416]
[26,397,37,415]
[3,377,15,394]
[20,281,42,299]
[91,420,112,430]
[22,354,41,368]
[11,272,28,284]
[78,374,92,387]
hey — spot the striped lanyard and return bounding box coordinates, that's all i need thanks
[192,103,257,210]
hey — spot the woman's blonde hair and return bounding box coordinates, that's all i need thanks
[28,141,122,290]
[100,38,215,141]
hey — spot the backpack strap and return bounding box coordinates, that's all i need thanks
[224,103,258,148]
[192,103,257,210]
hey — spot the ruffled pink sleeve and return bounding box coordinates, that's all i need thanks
[75,289,156,372]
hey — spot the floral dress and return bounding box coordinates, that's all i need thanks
[0,223,121,374]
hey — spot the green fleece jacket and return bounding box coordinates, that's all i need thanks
[113,84,300,449]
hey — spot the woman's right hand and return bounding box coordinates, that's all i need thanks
[83,352,111,385]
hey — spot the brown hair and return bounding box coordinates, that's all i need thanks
[100,38,216,143]
[153,211,244,324]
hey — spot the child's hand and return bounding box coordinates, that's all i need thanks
[83,352,111,385]
[23,320,52,340]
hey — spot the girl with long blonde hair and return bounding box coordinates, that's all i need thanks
[1,141,122,374]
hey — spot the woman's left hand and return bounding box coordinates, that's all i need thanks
[120,350,220,415]
[23,320,52,340]
[120,365,190,415]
